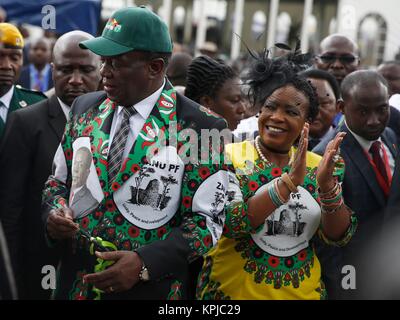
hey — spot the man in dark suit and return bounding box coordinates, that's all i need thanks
[0,221,17,300]
[0,31,101,299]
[377,61,400,143]
[18,38,53,92]
[353,153,400,299]
[313,70,397,299]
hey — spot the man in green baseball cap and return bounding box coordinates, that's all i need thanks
[43,6,230,300]
[79,6,172,56]
[78,6,172,107]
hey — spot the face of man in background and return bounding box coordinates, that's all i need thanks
[342,82,389,141]
[29,39,51,69]
[166,52,192,87]
[308,78,338,139]
[52,42,101,106]
[315,35,360,86]
[377,63,400,96]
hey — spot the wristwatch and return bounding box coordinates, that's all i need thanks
[139,263,150,282]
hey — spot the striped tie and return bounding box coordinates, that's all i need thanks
[0,100,6,127]
[108,106,137,183]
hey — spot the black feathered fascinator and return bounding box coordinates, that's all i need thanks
[245,40,314,107]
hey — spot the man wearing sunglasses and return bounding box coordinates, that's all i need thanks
[314,34,360,129]
[315,34,360,87]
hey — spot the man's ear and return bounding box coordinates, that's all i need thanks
[337,99,345,114]
[148,58,165,79]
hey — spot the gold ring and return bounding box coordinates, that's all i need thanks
[109,286,114,293]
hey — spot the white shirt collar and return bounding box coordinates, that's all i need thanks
[0,86,15,110]
[116,79,165,120]
[344,119,382,152]
[57,97,71,121]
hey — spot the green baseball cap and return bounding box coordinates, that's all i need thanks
[79,6,172,56]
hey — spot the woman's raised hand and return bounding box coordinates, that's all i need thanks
[316,132,346,192]
[289,123,309,186]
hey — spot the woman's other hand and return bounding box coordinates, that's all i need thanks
[317,132,346,192]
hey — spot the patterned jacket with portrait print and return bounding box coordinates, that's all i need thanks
[42,81,230,300]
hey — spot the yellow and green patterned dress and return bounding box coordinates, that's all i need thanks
[196,140,357,300]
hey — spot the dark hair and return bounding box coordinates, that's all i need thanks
[299,68,341,101]
[185,55,237,103]
[341,70,389,101]
[245,42,319,122]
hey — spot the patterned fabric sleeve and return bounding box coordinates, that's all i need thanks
[222,170,265,239]
[317,157,358,247]
[318,210,358,247]
[179,128,231,262]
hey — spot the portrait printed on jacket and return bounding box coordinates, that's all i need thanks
[70,138,103,218]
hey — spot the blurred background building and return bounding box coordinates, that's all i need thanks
[1,0,399,67]
[103,0,400,67]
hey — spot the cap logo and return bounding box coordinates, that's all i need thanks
[105,18,122,32]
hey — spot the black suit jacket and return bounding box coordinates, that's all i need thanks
[313,125,398,299]
[0,221,17,300]
[388,106,400,145]
[18,65,53,92]
[0,95,66,299]
[386,154,400,220]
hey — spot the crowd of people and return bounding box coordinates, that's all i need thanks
[0,5,400,300]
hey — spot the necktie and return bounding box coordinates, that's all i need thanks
[108,106,137,183]
[0,100,6,126]
[34,71,43,91]
[369,141,389,184]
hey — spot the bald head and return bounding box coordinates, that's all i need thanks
[53,31,98,62]
[315,34,360,85]
[52,31,101,106]
[341,70,388,101]
[319,34,359,55]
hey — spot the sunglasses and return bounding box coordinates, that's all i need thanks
[317,54,359,65]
